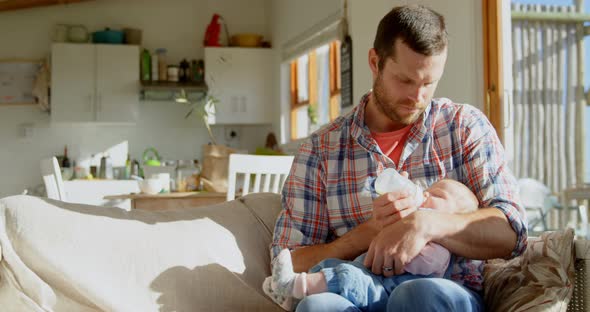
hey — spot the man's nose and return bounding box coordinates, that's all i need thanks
[407,86,425,103]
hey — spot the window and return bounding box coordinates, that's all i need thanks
[290,40,341,140]
[507,0,589,189]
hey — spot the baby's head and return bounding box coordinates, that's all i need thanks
[421,179,479,213]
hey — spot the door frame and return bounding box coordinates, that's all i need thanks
[482,0,504,143]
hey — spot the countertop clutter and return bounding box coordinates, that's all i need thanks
[58,146,206,196]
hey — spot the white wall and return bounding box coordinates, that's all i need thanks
[270,0,485,143]
[349,0,484,109]
[0,0,272,197]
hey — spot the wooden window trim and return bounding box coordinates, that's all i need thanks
[329,41,341,121]
[308,50,318,109]
[290,40,342,140]
[482,0,504,143]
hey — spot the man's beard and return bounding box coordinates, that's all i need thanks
[372,75,426,127]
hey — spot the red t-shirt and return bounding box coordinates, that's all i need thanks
[371,124,412,164]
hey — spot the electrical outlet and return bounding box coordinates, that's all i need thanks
[224,127,240,142]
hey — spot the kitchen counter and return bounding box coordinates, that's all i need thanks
[103,191,226,211]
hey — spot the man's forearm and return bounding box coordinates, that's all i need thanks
[291,221,379,272]
[426,208,518,260]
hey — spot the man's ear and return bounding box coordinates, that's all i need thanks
[368,48,380,78]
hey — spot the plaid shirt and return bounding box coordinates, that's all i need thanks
[272,92,528,292]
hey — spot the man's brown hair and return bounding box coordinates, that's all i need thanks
[373,5,448,69]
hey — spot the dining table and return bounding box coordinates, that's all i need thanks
[103,191,227,211]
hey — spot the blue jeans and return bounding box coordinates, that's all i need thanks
[295,254,483,312]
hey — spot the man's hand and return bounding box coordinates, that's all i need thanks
[363,210,432,277]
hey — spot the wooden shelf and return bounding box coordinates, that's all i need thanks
[140,81,208,92]
[140,81,208,101]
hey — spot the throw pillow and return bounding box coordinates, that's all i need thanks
[483,228,575,312]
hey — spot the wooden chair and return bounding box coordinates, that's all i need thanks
[226,154,295,201]
[40,157,67,201]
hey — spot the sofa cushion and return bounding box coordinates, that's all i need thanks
[0,193,283,311]
[483,228,575,311]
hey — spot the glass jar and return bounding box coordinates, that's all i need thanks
[167,65,179,82]
[176,160,201,192]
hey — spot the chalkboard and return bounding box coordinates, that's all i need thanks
[340,35,353,108]
[0,60,41,105]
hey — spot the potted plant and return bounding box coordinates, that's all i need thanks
[176,89,219,145]
[176,89,235,193]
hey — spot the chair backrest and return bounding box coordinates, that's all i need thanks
[40,157,67,201]
[226,154,295,201]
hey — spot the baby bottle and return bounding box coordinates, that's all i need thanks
[374,168,424,207]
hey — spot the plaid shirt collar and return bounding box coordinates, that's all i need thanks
[350,91,433,166]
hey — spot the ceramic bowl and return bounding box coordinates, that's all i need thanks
[138,178,164,195]
[231,33,263,47]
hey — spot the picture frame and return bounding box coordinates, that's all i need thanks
[0,58,42,106]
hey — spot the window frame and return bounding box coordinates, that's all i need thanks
[290,40,342,140]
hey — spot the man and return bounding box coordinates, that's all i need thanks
[271,4,527,312]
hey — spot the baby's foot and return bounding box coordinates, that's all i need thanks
[263,276,295,311]
[262,249,308,310]
[270,249,298,297]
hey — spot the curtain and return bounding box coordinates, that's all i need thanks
[511,3,586,193]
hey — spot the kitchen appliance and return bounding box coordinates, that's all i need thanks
[142,147,162,167]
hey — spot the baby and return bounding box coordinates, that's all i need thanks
[263,178,479,311]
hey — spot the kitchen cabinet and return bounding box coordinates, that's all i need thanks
[204,47,274,124]
[51,43,139,123]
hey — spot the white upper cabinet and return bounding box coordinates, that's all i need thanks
[51,43,139,123]
[204,47,274,125]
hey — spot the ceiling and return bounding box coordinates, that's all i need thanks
[0,0,94,12]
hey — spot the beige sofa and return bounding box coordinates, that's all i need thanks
[0,194,282,311]
[0,193,588,311]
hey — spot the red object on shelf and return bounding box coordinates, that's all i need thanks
[204,14,222,47]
